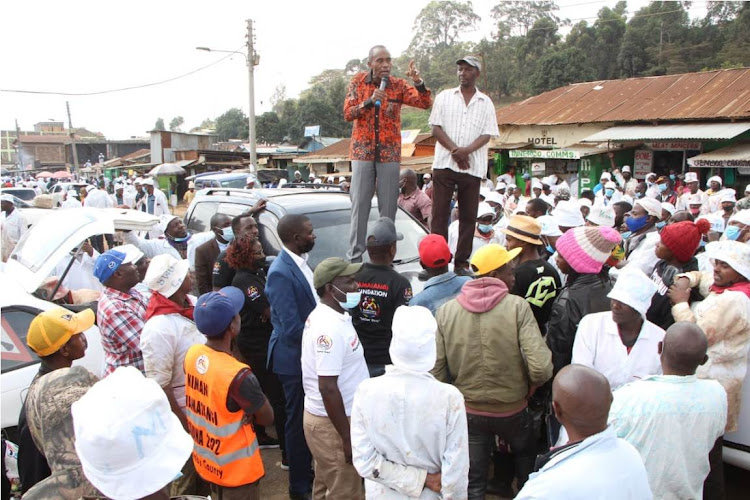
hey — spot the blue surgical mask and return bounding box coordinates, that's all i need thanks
[220,226,234,242]
[625,214,649,232]
[477,223,494,234]
[635,192,645,199]
[656,221,667,230]
[670,174,676,181]
[658,183,668,193]
[724,225,742,241]
[605,188,615,197]
[546,244,555,255]
[333,285,361,310]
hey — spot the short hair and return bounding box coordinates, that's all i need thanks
[613,201,633,213]
[210,213,230,229]
[526,198,549,214]
[580,190,596,202]
[368,45,388,62]
[277,214,311,244]
[231,213,254,232]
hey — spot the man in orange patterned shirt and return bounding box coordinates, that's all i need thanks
[344,45,432,262]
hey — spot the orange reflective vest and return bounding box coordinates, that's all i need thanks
[184,344,264,486]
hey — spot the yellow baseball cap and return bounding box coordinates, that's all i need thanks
[470,244,522,276]
[27,307,95,357]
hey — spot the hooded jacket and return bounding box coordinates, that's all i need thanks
[432,277,553,413]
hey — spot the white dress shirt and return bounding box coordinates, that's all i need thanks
[283,245,317,300]
[351,366,469,499]
[572,311,665,389]
[429,87,500,179]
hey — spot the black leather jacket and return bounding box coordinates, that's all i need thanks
[545,272,613,375]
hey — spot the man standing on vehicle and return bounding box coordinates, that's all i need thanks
[94,246,148,376]
[430,56,500,276]
[266,214,318,499]
[344,45,432,263]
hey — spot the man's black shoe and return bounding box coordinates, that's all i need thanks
[257,433,280,449]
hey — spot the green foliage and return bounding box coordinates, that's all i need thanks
[169,116,184,132]
[409,1,481,55]
[215,108,249,141]
[154,118,165,131]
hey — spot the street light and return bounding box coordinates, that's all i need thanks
[196,20,258,168]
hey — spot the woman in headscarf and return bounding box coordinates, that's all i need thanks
[668,240,750,433]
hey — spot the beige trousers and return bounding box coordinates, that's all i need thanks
[303,411,364,500]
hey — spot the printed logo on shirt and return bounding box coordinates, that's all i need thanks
[403,288,413,304]
[61,314,73,322]
[316,335,333,353]
[246,285,261,301]
[350,334,360,351]
[196,354,209,375]
[212,261,221,274]
[524,276,557,308]
[360,296,381,319]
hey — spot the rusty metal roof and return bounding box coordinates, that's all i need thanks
[496,68,750,126]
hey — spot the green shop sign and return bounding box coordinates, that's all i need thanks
[509,149,581,160]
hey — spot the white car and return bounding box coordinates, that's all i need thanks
[1,207,159,433]
[48,182,89,207]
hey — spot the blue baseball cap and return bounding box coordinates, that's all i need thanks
[93,246,144,284]
[194,287,245,337]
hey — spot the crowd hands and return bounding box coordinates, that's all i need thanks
[8,49,750,500]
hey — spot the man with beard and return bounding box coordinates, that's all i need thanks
[266,214,318,499]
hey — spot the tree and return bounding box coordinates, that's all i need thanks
[215,108,249,141]
[491,1,561,37]
[256,112,283,144]
[270,84,287,114]
[529,47,595,94]
[191,118,215,132]
[169,116,184,131]
[153,118,165,131]
[409,1,480,55]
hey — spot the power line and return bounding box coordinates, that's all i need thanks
[0,45,245,96]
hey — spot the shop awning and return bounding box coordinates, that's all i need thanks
[687,143,750,168]
[581,122,750,142]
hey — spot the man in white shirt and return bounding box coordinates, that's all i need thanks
[351,305,468,499]
[61,190,82,209]
[52,240,103,292]
[302,257,369,500]
[609,322,727,500]
[573,267,664,389]
[676,172,703,211]
[1,194,28,255]
[429,55,500,276]
[516,364,652,500]
[142,178,170,238]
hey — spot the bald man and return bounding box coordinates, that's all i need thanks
[398,168,432,228]
[608,323,726,500]
[516,365,652,500]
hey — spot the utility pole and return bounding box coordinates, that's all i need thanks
[246,19,258,168]
[66,101,80,173]
[15,119,24,171]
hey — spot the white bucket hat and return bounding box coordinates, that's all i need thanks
[389,306,437,372]
[553,200,585,228]
[578,198,593,208]
[706,240,750,281]
[729,209,750,226]
[635,198,663,219]
[587,205,616,227]
[684,172,698,183]
[477,201,495,218]
[661,202,676,216]
[707,175,722,187]
[483,191,505,206]
[144,254,190,297]
[495,181,507,191]
[72,366,194,500]
[158,214,180,233]
[537,215,562,237]
[607,267,658,316]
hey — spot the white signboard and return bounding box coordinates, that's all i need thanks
[531,162,546,175]
[634,150,653,178]
[509,149,580,160]
[647,141,701,150]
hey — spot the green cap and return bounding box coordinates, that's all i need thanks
[313,258,362,289]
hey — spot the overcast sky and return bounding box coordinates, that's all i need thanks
[0,0,706,140]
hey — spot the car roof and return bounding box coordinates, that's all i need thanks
[194,188,352,216]
[197,172,249,181]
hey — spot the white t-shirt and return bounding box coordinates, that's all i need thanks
[302,303,369,417]
[572,311,665,390]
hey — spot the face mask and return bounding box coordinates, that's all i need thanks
[220,226,234,242]
[658,183,668,193]
[669,174,676,181]
[625,214,649,232]
[171,234,191,243]
[656,221,667,230]
[724,225,742,241]
[635,192,645,199]
[333,285,361,310]
[605,188,614,197]
[723,205,735,213]
[477,223,493,234]
[690,208,701,216]
[546,244,555,255]
[253,257,267,268]
[699,239,707,248]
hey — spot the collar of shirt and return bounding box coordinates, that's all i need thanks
[450,85,487,105]
[217,239,229,253]
[283,244,309,267]
[400,189,422,200]
[423,271,459,289]
[640,374,697,384]
[545,427,617,470]
[364,70,376,84]
[319,302,352,323]
[103,286,143,303]
[604,315,655,341]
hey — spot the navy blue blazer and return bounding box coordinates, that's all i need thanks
[265,249,317,376]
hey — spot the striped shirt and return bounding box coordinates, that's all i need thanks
[97,286,147,376]
[429,87,499,179]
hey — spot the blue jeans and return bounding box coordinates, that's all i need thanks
[467,408,536,500]
[278,374,313,495]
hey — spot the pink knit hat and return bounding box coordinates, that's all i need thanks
[556,226,621,274]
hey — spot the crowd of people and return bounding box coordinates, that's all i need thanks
[5,45,750,500]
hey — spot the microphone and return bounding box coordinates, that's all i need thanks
[375,76,389,107]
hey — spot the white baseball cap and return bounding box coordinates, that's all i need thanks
[587,205,616,227]
[144,254,190,297]
[684,172,698,183]
[553,200,585,228]
[477,202,496,218]
[621,165,631,173]
[495,181,507,191]
[483,191,505,206]
[141,178,155,187]
[537,215,562,237]
[72,366,194,500]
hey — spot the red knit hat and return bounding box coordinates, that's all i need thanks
[660,219,711,263]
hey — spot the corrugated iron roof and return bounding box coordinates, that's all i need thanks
[496,68,750,126]
[297,139,351,160]
[16,135,70,144]
[687,142,750,168]
[581,122,750,142]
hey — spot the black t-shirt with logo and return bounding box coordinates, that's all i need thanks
[212,250,236,289]
[232,268,273,361]
[352,263,413,365]
[512,258,561,334]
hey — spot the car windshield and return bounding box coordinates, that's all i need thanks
[304,208,425,269]
[3,189,35,201]
[220,178,247,189]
